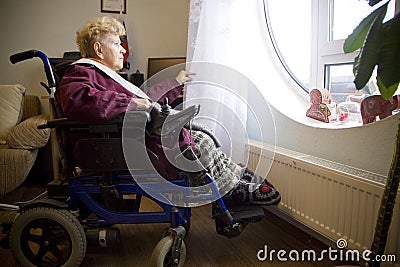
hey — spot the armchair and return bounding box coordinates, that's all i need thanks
[0,84,50,196]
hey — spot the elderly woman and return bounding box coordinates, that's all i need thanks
[56,16,280,206]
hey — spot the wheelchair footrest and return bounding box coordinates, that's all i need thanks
[214,203,264,238]
[228,204,265,223]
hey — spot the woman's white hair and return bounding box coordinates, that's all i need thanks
[76,16,126,58]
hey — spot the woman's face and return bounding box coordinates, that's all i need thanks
[98,33,126,71]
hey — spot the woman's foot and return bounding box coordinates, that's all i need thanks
[225,166,281,205]
[227,179,281,205]
[240,167,264,183]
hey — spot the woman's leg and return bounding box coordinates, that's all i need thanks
[190,130,241,197]
[190,130,281,206]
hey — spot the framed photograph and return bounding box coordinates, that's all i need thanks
[101,0,126,14]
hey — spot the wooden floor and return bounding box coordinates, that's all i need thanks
[0,177,354,267]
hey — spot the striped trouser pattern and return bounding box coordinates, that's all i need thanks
[190,130,241,194]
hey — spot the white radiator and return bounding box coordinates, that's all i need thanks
[246,140,400,264]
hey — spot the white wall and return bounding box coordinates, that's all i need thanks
[0,0,189,113]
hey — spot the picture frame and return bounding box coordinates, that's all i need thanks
[101,0,126,14]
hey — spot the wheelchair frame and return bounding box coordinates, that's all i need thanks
[0,50,265,267]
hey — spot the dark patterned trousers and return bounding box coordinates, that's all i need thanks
[190,130,241,195]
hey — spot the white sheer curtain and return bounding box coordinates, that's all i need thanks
[184,0,266,163]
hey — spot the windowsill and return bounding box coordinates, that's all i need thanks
[255,46,398,129]
[303,115,363,129]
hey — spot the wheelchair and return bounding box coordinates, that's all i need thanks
[0,50,265,267]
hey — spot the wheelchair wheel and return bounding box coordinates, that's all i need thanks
[162,218,191,238]
[9,206,86,267]
[150,236,186,267]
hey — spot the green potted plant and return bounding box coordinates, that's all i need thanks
[343,0,399,266]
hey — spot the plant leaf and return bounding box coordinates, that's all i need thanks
[377,76,399,100]
[353,54,360,76]
[343,2,388,53]
[368,0,384,7]
[353,9,387,89]
[377,13,400,89]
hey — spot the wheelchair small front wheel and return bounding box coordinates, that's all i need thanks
[150,236,186,267]
[9,206,86,267]
[162,217,191,238]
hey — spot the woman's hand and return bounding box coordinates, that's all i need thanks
[176,70,196,85]
[131,98,152,110]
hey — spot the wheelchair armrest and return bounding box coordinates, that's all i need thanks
[37,118,86,129]
[37,111,150,134]
[38,118,119,133]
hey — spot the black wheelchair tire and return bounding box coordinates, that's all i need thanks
[150,236,186,267]
[9,206,86,267]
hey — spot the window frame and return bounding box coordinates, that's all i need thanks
[264,0,398,105]
[314,0,399,92]
[314,0,365,90]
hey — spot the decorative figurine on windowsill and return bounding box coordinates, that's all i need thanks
[306,88,332,123]
[360,94,400,125]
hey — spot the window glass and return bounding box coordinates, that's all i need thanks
[331,0,396,40]
[267,0,312,89]
[324,64,377,103]
[330,0,376,40]
[267,0,397,95]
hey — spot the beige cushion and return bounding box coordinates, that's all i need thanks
[21,95,41,121]
[0,148,38,195]
[0,84,26,144]
[6,115,50,149]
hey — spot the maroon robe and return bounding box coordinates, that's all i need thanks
[56,63,193,180]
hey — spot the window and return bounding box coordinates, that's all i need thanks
[324,63,377,103]
[267,0,398,103]
[329,0,385,41]
[317,0,397,103]
[266,0,312,91]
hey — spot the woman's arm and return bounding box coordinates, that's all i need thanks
[56,64,134,122]
[146,79,183,105]
[146,70,194,105]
